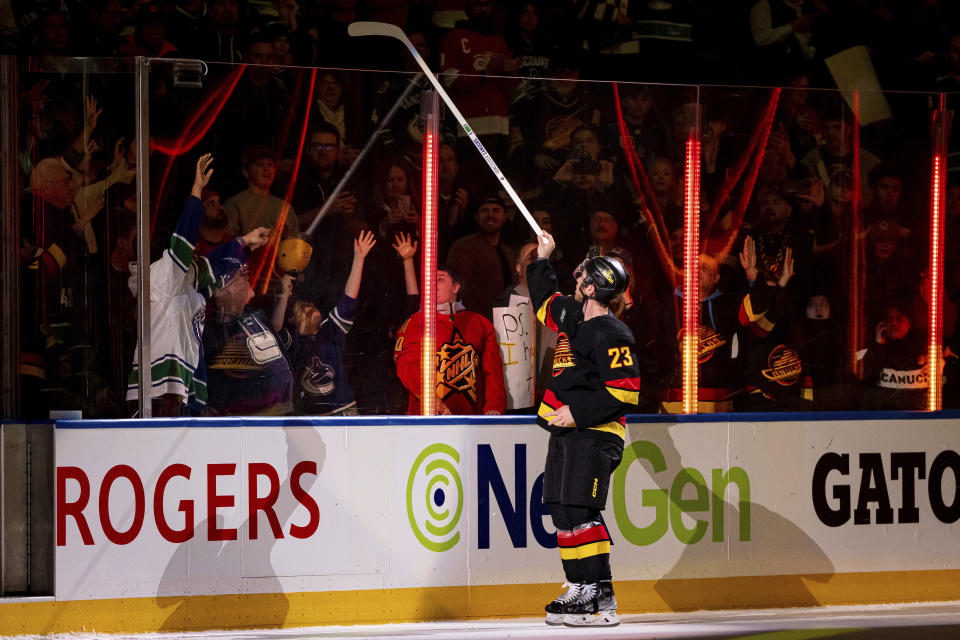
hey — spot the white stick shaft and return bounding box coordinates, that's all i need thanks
[349,21,543,237]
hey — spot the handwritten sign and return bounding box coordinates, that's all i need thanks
[493,297,535,410]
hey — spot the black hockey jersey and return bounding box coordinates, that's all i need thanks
[527,259,642,440]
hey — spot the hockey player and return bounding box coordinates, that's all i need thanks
[528,231,641,627]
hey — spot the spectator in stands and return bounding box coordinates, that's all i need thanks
[196,188,234,256]
[798,290,846,410]
[293,123,363,312]
[19,156,86,416]
[749,0,818,82]
[779,72,819,163]
[117,4,178,58]
[541,124,626,259]
[736,235,812,411]
[510,53,602,192]
[73,0,125,56]
[865,164,908,229]
[862,302,928,410]
[799,105,881,206]
[440,0,515,193]
[447,196,516,317]
[571,0,639,81]
[394,264,507,415]
[293,123,359,231]
[32,10,72,56]
[934,32,960,94]
[187,0,243,62]
[275,230,376,416]
[657,254,741,413]
[744,184,815,307]
[811,166,853,295]
[370,160,420,241]
[506,2,553,102]
[648,157,682,233]
[312,72,349,150]
[865,218,918,329]
[203,261,295,416]
[166,0,207,49]
[605,83,668,167]
[438,142,474,256]
[225,144,299,240]
[313,0,375,69]
[126,154,270,416]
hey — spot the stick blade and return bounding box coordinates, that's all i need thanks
[348,21,405,40]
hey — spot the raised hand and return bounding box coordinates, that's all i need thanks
[242,226,270,250]
[108,137,126,173]
[191,153,214,197]
[334,190,358,216]
[83,95,102,137]
[354,229,376,259]
[553,159,575,184]
[778,246,794,287]
[739,235,758,282]
[280,273,294,296]
[598,160,614,187]
[536,230,555,259]
[392,232,418,261]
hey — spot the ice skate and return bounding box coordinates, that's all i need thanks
[563,581,620,627]
[544,582,583,625]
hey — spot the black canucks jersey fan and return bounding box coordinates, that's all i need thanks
[527,231,642,627]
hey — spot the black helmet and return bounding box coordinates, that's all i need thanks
[580,255,629,305]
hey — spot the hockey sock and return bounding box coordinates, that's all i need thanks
[553,505,609,584]
[568,520,611,584]
[551,506,583,583]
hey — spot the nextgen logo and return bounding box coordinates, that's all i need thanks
[410,441,752,552]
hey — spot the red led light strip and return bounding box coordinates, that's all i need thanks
[928,100,948,411]
[682,124,701,414]
[421,109,439,416]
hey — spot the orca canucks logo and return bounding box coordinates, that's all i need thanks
[301,356,335,396]
[762,344,802,385]
[677,326,727,364]
[437,328,479,404]
[552,332,575,377]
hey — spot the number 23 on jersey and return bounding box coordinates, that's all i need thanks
[607,346,633,368]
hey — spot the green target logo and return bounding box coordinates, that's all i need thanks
[406,443,463,552]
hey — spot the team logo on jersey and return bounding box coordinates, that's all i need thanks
[761,344,802,385]
[677,326,727,363]
[552,333,575,377]
[301,356,335,396]
[437,329,479,403]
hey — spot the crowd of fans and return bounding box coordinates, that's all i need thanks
[11,0,960,419]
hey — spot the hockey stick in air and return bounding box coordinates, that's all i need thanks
[348,21,544,237]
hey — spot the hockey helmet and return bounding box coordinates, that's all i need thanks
[277,237,313,274]
[578,255,629,305]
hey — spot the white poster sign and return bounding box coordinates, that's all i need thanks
[493,297,535,410]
